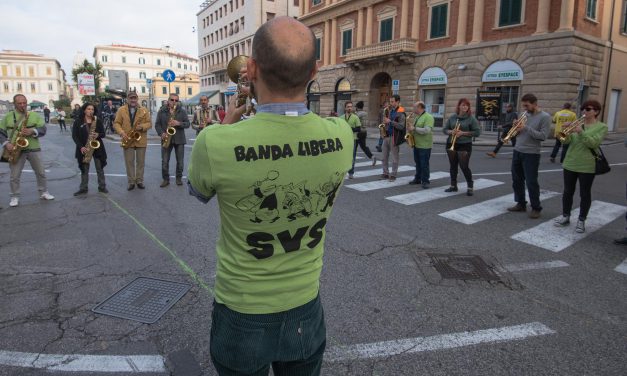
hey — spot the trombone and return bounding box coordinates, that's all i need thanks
[557,115,585,142]
[501,111,527,144]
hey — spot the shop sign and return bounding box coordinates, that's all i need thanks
[482,60,523,82]
[418,67,448,86]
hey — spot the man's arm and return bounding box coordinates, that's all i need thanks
[0,114,9,145]
[391,112,406,130]
[112,110,125,135]
[191,111,200,131]
[136,109,152,132]
[178,109,191,129]
[187,130,216,203]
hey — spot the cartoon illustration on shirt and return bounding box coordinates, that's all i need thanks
[236,170,281,223]
[281,181,313,221]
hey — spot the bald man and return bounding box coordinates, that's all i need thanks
[188,17,353,375]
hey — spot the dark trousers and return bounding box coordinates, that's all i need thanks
[356,132,373,159]
[44,115,50,123]
[161,143,184,180]
[349,140,358,175]
[413,147,431,184]
[512,151,542,211]
[210,295,326,376]
[58,119,66,131]
[562,168,596,220]
[493,127,516,153]
[550,139,569,162]
[80,158,106,190]
[446,143,473,188]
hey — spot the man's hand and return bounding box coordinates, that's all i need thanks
[223,92,247,125]
[407,124,415,133]
[80,146,88,155]
[161,133,168,140]
[120,131,128,139]
[168,119,180,127]
[5,143,14,151]
[20,128,34,137]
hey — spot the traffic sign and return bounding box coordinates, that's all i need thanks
[146,78,152,85]
[162,69,176,83]
[392,79,400,95]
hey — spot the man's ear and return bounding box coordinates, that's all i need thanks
[309,62,318,81]
[247,58,257,82]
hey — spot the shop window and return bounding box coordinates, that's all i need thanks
[586,0,597,20]
[380,18,393,42]
[484,85,520,131]
[341,29,353,56]
[430,3,448,39]
[499,0,523,27]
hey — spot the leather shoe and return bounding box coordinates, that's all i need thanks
[176,178,183,186]
[137,183,145,189]
[529,209,541,219]
[380,174,389,179]
[408,179,421,185]
[614,237,627,245]
[73,189,88,196]
[160,180,170,188]
[444,186,458,192]
[127,184,135,191]
[98,187,108,193]
[507,204,526,212]
[486,152,496,158]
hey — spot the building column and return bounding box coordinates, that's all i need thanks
[300,0,305,16]
[365,6,373,45]
[454,0,469,46]
[357,8,364,47]
[558,0,575,31]
[411,0,420,39]
[471,0,484,43]
[400,0,409,38]
[324,20,331,66]
[534,0,551,34]
[331,18,337,65]
[304,0,309,14]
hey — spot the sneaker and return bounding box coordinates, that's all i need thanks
[408,179,421,185]
[9,197,19,207]
[389,176,396,182]
[444,186,458,193]
[575,220,585,233]
[486,152,496,158]
[613,237,627,245]
[554,215,570,226]
[160,180,169,188]
[380,174,389,179]
[73,189,88,196]
[422,183,430,189]
[40,192,55,200]
[529,210,541,219]
[371,156,377,166]
[507,204,526,212]
[348,173,354,179]
[550,157,556,163]
[466,188,474,196]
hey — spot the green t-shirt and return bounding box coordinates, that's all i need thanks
[0,111,45,151]
[411,111,434,149]
[562,121,607,173]
[343,113,361,140]
[188,112,353,314]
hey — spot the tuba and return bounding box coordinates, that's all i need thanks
[501,112,527,144]
[227,55,253,108]
[82,116,101,164]
[2,111,30,164]
[378,106,390,138]
[557,115,585,142]
[162,104,177,149]
[448,119,461,151]
[404,112,416,148]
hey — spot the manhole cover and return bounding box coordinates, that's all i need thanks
[428,254,501,281]
[92,277,191,323]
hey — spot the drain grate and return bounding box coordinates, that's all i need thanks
[428,254,501,281]
[92,277,191,323]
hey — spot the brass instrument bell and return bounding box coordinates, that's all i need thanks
[227,55,251,107]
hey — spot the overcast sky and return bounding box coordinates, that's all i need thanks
[2,0,201,82]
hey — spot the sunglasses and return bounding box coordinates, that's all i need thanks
[583,107,595,111]
[169,99,179,102]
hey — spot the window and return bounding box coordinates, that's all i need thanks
[162,87,167,94]
[312,0,322,5]
[17,83,22,91]
[30,83,36,93]
[314,38,321,60]
[178,62,182,68]
[188,87,192,95]
[380,18,393,42]
[499,0,522,26]
[184,64,188,70]
[122,56,126,63]
[48,83,53,91]
[175,87,180,94]
[3,82,9,92]
[16,67,22,77]
[141,86,146,94]
[267,12,275,21]
[46,67,52,75]
[157,58,161,65]
[139,72,146,79]
[102,55,108,62]
[103,70,107,78]
[622,1,627,33]
[139,57,146,64]
[28,67,34,77]
[341,29,353,56]
[430,3,448,39]
[1,66,7,76]
[586,0,597,20]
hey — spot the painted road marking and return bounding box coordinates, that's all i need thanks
[354,160,379,168]
[502,260,570,273]
[386,178,503,206]
[439,190,560,224]
[23,169,51,173]
[511,201,627,252]
[325,322,555,362]
[347,165,415,179]
[0,351,166,372]
[614,258,627,275]
[346,171,448,191]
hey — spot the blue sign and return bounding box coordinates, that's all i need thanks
[162,69,176,83]
[146,78,152,85]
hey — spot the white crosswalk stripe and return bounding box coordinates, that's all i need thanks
[354,160,379,168]
[510,201,627,252]
[347,165,415,179]
[439,190,560,224]
[615,258,627,275]
[346,171,449,191]
[386,178,504,206]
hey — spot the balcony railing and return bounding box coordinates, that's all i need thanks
[344,38,418,62]
[207,61,227,74]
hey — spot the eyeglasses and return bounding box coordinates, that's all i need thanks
[169,99,179,102]
[583,107,595,112]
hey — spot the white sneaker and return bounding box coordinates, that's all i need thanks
[554,215,570,227]
[575,220,585,233]
[9,197,19,207]
[40,191,55,200]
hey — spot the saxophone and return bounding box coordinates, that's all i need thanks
[162,104,177,148]
[2,111,30,164]
[82,116,101,164]
[120,108,142,149]
[378,106,390,138]
[404,112,416,148]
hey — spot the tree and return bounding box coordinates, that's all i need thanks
[72,59,104,104]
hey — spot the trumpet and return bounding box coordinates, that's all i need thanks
[448,120,461,151]
[557,115,585,142]
[162,104,177,149]
[501,112,527,144]
[378,106,390,138]
[404,112,416,148]
[2,111,30,164]
[83,116,101,164]
[121,130,142,148]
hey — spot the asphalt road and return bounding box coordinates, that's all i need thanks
[0,124,626,375]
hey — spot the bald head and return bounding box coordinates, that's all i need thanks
[252,16,316,96]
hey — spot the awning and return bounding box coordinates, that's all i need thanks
[29,100,46,108]
[182,90,220,105]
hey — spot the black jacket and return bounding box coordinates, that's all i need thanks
[72,117,107,166]
[155,106,190,145]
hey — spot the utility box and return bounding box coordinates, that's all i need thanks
[108,70,129,92]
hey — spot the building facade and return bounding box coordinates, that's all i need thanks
[300,0,627,132]
[0,50,67,107]
[93,45,199,109]
[197,0,300,106]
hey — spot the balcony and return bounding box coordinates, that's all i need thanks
[344,38,418,68]
[207,61,227,74]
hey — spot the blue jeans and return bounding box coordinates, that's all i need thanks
[511,150,542,211]
[413,147,431,183]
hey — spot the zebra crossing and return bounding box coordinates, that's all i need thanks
[345,159,627,273]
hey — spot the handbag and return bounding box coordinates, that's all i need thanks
[590,147,610,175]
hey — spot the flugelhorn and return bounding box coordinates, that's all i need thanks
[501,112,527,144]
[557,115,585,142]
[448,119,461,151]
